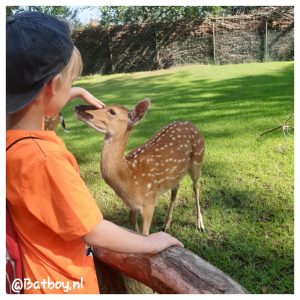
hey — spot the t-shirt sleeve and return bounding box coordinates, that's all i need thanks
[22,153,103,241]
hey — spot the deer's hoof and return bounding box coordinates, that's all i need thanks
[197,225,205,233]
[162,225,169,232]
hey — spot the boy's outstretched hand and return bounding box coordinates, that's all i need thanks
[69,87,105,108]
[147,231,184,254]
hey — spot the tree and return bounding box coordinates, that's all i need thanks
[6,6,20,16]
[6,6,80,27]
[221,6,259,15]
[99,6,225,26]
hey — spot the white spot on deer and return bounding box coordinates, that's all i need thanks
[147,183,152,190]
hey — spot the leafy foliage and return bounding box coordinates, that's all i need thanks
[6,6,80,26]
[99,6,224,26]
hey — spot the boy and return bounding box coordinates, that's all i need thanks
[6,12,183,294]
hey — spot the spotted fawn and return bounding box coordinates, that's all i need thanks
[75,98,205,235]
[44,113,68,132]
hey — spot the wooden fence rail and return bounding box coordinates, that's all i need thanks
[93,245,248,294]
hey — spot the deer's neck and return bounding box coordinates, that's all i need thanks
[100,132,130,184]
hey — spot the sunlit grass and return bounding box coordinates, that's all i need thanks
[58,62,294,293]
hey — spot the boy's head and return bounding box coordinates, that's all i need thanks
[6,11,82,115]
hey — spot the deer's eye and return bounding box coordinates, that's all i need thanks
[108,109,116,116]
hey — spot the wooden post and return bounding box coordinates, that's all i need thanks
[264,20,269,61]
[93,244,248,294]
[213,22,216,64]
[107,25,114,73]
[154,22,160,70]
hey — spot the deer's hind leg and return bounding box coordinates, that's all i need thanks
[189,163,205,232]
[162,184,179,232]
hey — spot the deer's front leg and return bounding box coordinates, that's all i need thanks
[129,209,140,233]
[141,204,155,236]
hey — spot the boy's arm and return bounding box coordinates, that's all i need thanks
[83,220,184,254]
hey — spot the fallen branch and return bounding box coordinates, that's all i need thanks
[258,113,294,139]
[93,245,248,294]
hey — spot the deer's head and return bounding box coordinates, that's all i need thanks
[75,98,151,139]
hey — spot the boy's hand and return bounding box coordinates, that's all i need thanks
[147,231,184,254]
[69,87,105,108]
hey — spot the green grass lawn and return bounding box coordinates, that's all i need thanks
[58,62,294,294]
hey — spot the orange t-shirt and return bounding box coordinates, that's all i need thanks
[6,130,103,294]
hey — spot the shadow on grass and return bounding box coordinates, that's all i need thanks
[64,63,293,142]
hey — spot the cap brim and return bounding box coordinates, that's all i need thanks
[6,84,45,115]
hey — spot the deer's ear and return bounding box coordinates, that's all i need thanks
[128,98,151,128]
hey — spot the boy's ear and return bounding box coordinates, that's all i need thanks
[128,98,151,128]
[45,74,61,97]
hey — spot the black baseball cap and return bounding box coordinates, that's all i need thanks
[6,11,74,115]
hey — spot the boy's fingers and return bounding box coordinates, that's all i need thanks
[94,98,106,108]
[70,87,106,108]
[175,239,184,248]
[86,97,105,109]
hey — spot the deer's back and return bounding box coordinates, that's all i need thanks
[126,121,204,197]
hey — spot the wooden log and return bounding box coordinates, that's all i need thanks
[93,245,248,294]
[93,256,154,294]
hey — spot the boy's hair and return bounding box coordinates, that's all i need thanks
[60,46,83,83]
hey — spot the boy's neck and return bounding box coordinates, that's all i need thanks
[6,104,45,131]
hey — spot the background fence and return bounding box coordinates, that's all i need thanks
[72,7,294,75]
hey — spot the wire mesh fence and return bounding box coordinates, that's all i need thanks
[72,7,294,75]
